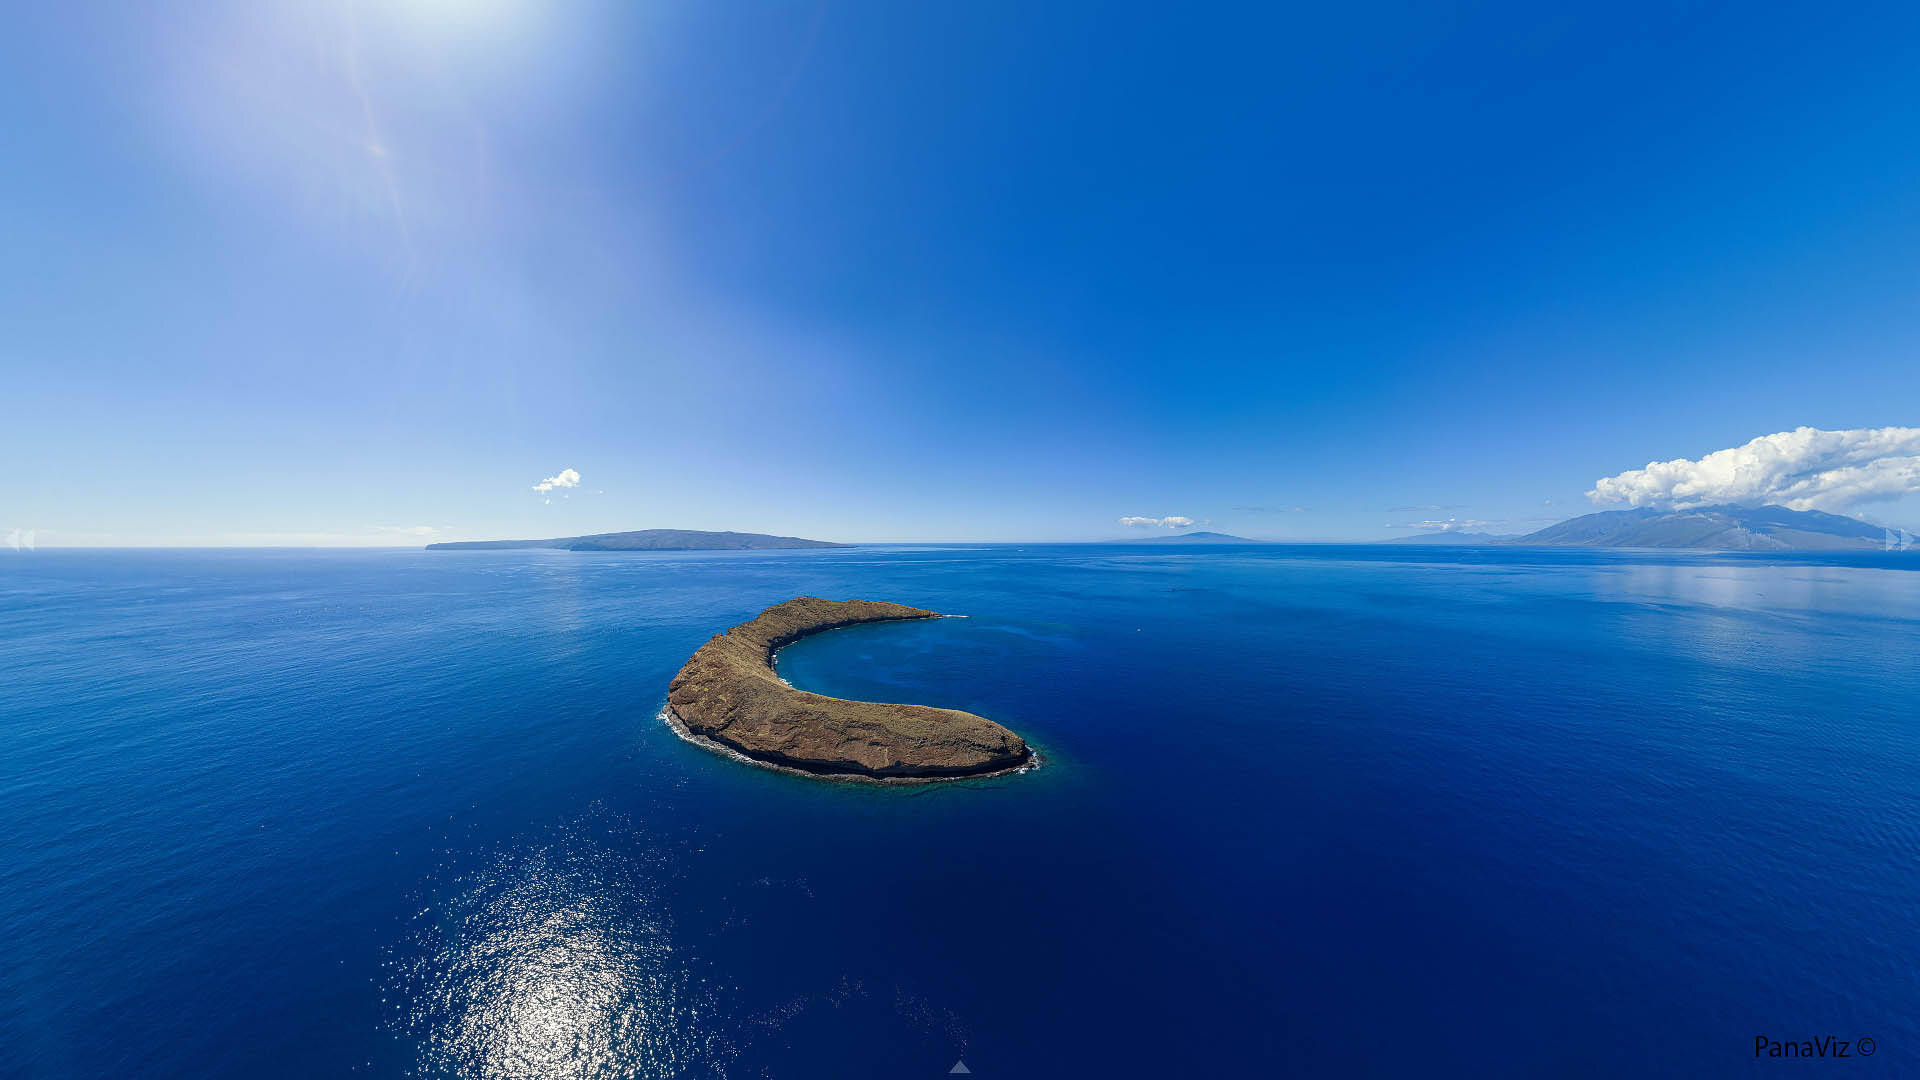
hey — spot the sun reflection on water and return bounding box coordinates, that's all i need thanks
[391,831,721,1079]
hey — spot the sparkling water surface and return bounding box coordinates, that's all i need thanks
[3,545,1917,1077]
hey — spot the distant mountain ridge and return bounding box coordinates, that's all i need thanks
[1508,505,1889,550]
[426,529,845,552]
[1135,531,1259,543]
[1383,531,1513,545]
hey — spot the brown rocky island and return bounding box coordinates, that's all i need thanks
[666,597,1033,782]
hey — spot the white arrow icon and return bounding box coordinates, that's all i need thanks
[949,1062,972,1075]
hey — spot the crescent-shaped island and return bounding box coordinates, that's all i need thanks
[665,597,1033,782]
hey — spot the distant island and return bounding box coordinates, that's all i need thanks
[1381,531,1513,546]
[665,597,1032,782]
[426,529,845,551]
[1134,531,1258,543]
[1505,505,1887,550]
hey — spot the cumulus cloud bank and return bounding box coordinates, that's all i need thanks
[1588,427,1920,513]
[533,468,581,495]
[1120,515,1201,528]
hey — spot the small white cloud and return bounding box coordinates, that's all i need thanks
[1119,515,1205,528]
[370,524,441,537]
[533,467,581,495]
[1589,427,1920,512]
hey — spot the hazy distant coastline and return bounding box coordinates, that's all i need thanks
[418,507,1905,554]
[426,529,844,552]
[1502,504,1889,550]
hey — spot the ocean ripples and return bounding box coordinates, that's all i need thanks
[389,823,725,1080]
[384,802,986,1078]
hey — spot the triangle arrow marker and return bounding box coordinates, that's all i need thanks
[949,1062,972,1075]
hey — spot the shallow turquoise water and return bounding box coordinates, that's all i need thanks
[2,544,1917,1076]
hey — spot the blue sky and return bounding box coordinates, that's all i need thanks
[6,0,1920,544]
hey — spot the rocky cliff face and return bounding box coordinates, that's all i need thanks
[666,597,1032,781]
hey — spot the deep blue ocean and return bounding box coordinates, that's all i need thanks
[3,544,1917,1077]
